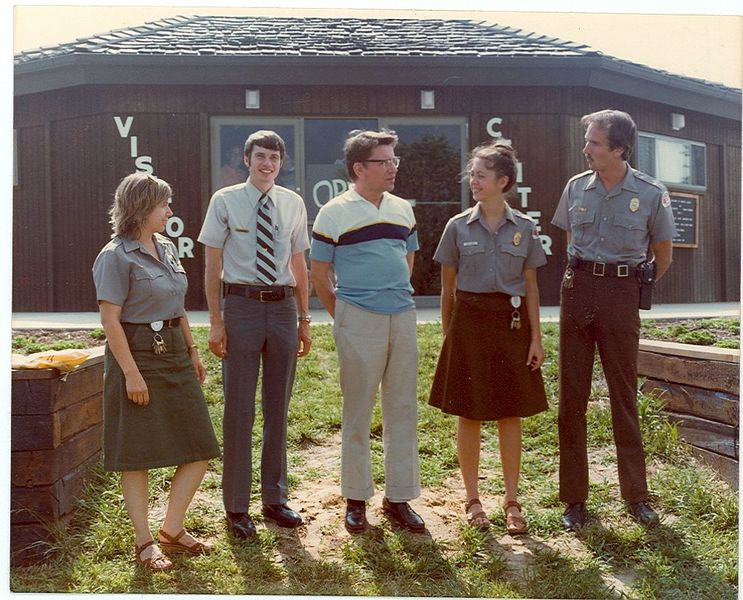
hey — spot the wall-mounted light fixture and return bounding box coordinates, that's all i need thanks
[245,89,260,109]
[420,90,435,110]
[671,112,685,131]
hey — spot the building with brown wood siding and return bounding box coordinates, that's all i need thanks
[13,15,741,311]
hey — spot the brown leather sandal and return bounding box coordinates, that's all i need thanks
[503,500,528,535]
[465,498,491,531]
[135,540,173,571]
[158,528,212,555]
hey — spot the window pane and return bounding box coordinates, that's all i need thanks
[637,135,655,177]
[213,123,297,193]
[304,118,377,221]
[656,138,689,185]
[691,144,707,187]
[388,124,463,204]
[385,121,466,296]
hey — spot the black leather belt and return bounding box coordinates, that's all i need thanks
[569,257,638,278]
[122,317,181,329]
[225,283,294,302]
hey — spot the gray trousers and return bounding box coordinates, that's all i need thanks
[221,293,298,513]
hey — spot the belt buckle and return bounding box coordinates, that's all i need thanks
[592,262,606,277]
[259,289,282,302]
[617,264,629,278]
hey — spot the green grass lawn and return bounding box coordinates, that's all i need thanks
[10,323,738,598]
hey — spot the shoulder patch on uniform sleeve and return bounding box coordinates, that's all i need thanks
[661,191,671,208]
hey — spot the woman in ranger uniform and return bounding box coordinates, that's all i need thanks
[93,172,220,570]
[428,142,548,534]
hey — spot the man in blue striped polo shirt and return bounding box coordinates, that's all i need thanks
[310,130,424,534]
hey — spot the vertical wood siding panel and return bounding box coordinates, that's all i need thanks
[12,126,50,311]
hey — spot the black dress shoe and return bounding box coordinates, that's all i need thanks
[629,501,660,527]
[262,503,303,528]
[382,498,425,533]
[226,511,257,539]
[562,502,586,531]
[345,499,367,534]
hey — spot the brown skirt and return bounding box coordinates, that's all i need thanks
[428,291,548,421]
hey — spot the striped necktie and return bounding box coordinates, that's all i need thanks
[255,193,277,284]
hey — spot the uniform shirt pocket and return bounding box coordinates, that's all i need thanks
[569,205,596,247]
[132,267,164,299]
[613,213,648,250]
[458,242,487,276]
[500,242,528,277]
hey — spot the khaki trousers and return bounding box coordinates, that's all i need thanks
[333,299,420,502]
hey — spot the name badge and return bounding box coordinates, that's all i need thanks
[463,241,479,247]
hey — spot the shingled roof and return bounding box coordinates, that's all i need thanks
[14,15,740,119]
[15,15,599,62]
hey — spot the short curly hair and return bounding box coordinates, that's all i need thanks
[109,172,172,239]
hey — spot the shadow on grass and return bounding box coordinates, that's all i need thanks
[578,520,738,598]
[458,523,622,600]
[348,523,469,597]
[269,523,357,595]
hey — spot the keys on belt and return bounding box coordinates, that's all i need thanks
[224,283,294,302]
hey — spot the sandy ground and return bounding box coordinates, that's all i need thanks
[147,431,638,596]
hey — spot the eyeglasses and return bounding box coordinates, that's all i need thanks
[363,157,401,168]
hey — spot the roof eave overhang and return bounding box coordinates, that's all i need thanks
[14,54,742,120]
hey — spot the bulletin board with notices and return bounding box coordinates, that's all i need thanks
[670,192,699,248]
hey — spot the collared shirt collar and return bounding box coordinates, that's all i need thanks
[466,201,517,226]
[120,235,163,258]
[246,178,275,206]
[585,162,637,194]
[348,185,386,206]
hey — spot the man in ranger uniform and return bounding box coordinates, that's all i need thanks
[551,109,676,530]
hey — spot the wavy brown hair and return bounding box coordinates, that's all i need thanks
[581,109,636,161]
[109,172,172,239]
[467,141,518,192]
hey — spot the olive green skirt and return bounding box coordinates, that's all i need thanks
[103,323,220,471]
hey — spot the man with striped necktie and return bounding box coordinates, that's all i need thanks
[198,130,311,539]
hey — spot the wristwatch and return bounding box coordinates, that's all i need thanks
[298,314,312,323]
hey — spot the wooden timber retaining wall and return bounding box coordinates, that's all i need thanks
[638,340,739,489]
[10,347,105,566]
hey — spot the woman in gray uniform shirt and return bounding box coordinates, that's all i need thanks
[93,173,219,570]
[429,142,548,534]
